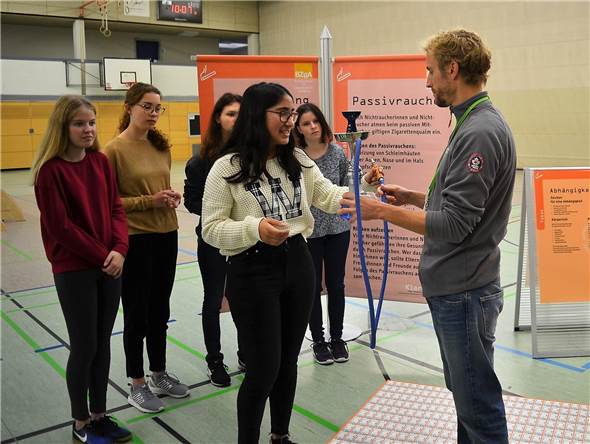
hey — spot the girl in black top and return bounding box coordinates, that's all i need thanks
[184,93,243,387]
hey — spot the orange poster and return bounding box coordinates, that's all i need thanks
[333,55,451,303]
[195,55,319,136]
[533,169,590,303]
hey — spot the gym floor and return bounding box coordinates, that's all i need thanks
[1,166,589,443]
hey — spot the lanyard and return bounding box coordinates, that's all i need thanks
[426,95,490,199]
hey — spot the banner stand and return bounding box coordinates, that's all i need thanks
[515,167,590,358]
[514,179,532,331]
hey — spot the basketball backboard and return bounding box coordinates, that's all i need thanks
[103,57,152,91]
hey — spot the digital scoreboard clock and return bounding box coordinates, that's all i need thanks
[157,1,202,24]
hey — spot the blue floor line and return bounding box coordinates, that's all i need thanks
[34,319,177,353]
[178,247,197,257]
[345,299,587,374]
[177,260,198,266]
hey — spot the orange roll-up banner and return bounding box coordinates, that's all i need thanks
[333,55,451,303]
[196,55,319,137]
[533,169,590,304]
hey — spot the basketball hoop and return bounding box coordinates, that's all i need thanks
[123,81,136,90]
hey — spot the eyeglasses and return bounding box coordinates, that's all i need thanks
[137,103,166,114]
[267,110,299,123]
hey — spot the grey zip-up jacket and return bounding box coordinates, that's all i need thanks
[420,92,516,297]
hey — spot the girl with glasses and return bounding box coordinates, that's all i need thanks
[32,95,131,444]
[293,103,382,366]
[201,82,371,444]
[104,83,188,414]
[184,92,245,387]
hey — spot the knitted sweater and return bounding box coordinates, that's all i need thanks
[202,148,348,256]
[104,136,178,235]
[34,150,128,273]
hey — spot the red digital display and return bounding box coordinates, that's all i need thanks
[158,1,202,23]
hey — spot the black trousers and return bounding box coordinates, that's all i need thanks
[54,269,121,420]
[226,234,315,444]
[197,236,235,364]
[122,230,178,379]
[307,230,350,343]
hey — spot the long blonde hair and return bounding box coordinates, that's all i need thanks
[31,95,99,184]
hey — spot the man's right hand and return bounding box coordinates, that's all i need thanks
[379,184,420,207]
[258,218,290,246]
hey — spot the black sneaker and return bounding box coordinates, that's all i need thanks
[207,360,231,387]
[312,341,334,365]
[92,415,132,442]
[270,434,297,443]
[330,339,349,363]
[237,354,246,372]
[72,423,111,444]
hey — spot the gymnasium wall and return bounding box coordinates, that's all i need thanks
[0,0,260,169]
[1,23,220,64]
[0,59,200,169]
[259,1,590,168]
[0,1,258,34]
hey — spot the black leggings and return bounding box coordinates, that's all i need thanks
[197,236,230,364]
[226,234,315,444]
[54,269,121,420]
[122,231,178,379]
[307,230,350,342]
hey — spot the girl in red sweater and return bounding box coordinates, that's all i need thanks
[32,96,131,444]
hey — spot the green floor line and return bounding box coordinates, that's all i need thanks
[504,290,517,300]
[126,384,241,424]
[292,404,340,432]
[176,263,197,271]
[111,415,145,444]
[174,274,200,283]
[166,334,206,361]
[5,300,60,313]
[1,239,33,261]
[125,378,339,434]
[1,309,66,379]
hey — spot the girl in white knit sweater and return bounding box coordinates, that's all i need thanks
[202,82,350,444]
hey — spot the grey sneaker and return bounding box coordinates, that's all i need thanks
[128,383,164,413]
[148,372,189,398]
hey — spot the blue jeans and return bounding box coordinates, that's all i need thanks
[427,279,508,444]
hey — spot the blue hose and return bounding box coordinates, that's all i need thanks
[374,177,389,349]
[352,139,389,349]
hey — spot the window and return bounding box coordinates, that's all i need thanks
[136,40,160,61]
